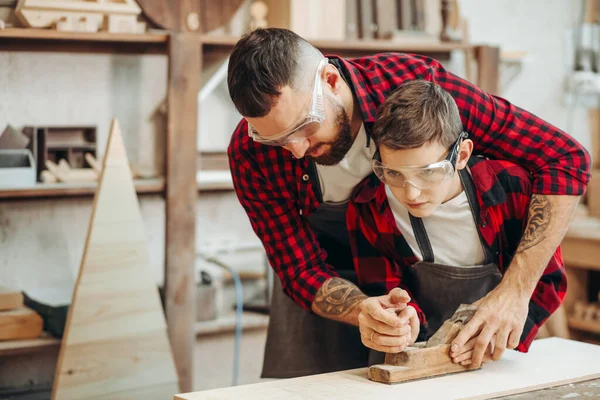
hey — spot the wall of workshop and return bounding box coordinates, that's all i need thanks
[0,1,593,294]
[459,0,591,155]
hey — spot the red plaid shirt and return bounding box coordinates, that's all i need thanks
[228,53,589,313]
[347,157,566,352]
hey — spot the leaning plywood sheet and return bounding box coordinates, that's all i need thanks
[52,119,178,400]
[175,338,600,400]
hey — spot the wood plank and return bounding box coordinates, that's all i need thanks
[369,360,474,384]
[0,285,23,310]
[174,338,600,400]
[569,317,600,335]
[165,33,200,394]
[0,178,165,200]
[561,236,600,271]
[0,307,43,341]
[199,34,472,53]
[475,45,500,95]
[51,119,178,400]
[0,28,166,43]
[0,28,167,54]
[0,336,60,357]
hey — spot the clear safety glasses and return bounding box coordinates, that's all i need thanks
[247,58,329,147]
[372,131,468,190]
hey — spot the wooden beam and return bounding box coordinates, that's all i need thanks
[165,32,200,393]
[475,45,500,96]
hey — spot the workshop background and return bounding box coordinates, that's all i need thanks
[1,0,599,398]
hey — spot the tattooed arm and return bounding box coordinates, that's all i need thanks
[310,277,367,325]
[311,279,420,352]
[450,194,579,368]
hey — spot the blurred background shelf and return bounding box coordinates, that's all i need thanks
[0,178,165,199]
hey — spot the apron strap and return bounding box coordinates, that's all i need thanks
[458,168,495,265]
[408,168,495,265]
[409,214,435,263]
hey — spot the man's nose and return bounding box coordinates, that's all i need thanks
[404,181,421,201]
[284,140,310,159]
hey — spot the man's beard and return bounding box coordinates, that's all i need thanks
[309,97,353,166]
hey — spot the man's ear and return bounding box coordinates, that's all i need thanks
[456,139,473,170]
[324,64,343,95]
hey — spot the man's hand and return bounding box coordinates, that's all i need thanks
[358,288,420,353]
[450,285,529,368]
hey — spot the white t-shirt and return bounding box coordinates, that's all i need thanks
[385,185,486,267]
[316,124,376,203]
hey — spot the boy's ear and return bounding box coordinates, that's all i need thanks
[456,139,473,170]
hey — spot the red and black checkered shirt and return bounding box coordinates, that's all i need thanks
[228,53,589,314]
[347,157,566,351]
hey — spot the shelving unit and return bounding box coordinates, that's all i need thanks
[0,336,61,357]
[562,213,600,340]
[0,26,500,391]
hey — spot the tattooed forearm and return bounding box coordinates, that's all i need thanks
[311,278,367,324]
[516,195,552,254]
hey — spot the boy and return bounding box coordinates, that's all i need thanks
[347,80,566,364]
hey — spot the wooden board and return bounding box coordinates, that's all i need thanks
[51,119,179,400]
[0,285,23,311]
[0,307,43,340]
[175,338,600,400]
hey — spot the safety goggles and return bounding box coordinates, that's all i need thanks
[372,131,468,190]
[247,58,329,147]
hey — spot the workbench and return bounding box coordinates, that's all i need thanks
[174,338,600,400]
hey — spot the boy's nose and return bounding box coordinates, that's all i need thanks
[404,182,421,201]
[284,140,309,159]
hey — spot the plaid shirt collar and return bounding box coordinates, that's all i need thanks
[353,156,508,212]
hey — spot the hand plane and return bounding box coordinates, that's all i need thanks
[368,304,480,384]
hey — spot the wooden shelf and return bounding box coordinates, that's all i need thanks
[0,28,168,54]
[200,34,471,56]
[568,317,600,335]
[0,335,61,357]
[0,28,472,57]
[0,178,165,200]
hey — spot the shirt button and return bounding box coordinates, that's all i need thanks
[481,221,487,228]
[299,209,303,215]
[302,174,309,181]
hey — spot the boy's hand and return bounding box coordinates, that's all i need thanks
[358,288,420,353]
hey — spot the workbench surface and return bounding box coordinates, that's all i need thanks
[175,338,600,400]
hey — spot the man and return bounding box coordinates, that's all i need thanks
[347,79,565,363]
[226,28,589,377]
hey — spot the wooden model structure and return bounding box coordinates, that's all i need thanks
[15,0,146,33]
[369,304,480,384]
[51,119,179,399]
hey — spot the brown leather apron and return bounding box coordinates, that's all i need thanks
[261,161,369,379]
[368,169,503,364]
[404,171,502,334]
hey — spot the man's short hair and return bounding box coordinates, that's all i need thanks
[227,28,322,118]
[371,80,463,150]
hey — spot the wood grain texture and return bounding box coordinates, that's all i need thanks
[51,120,178,400]
[165,33,200,394]
[0,307,43,340]
[174,338,600,400]
[368,359,474,384]
[0,285,23,310]
[475,45,500,95]
[371,344,477,384]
